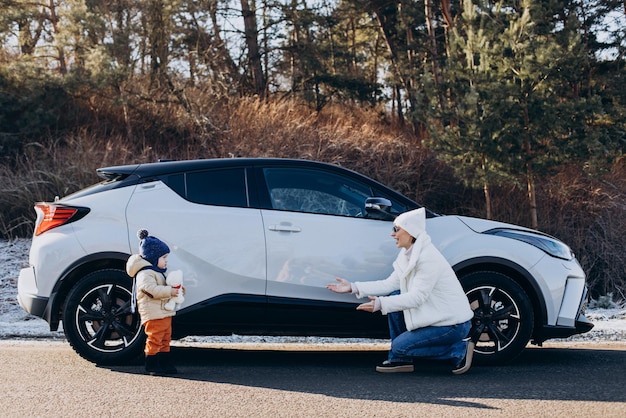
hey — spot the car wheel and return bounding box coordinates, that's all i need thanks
[63,269,145,365]
[460,271,534,365]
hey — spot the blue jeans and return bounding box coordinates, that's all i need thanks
[386,303,471,364]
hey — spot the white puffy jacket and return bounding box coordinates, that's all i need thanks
[354,227,473,331]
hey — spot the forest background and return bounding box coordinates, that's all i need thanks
[0,0,624,301]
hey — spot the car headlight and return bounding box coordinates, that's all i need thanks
[484,228,574,260]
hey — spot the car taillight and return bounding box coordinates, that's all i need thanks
[34,203,89,236]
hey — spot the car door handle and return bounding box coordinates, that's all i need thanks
[269,224,302,233]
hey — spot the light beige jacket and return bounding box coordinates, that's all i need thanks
[126,254,176,325]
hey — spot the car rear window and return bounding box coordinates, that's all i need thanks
[181,168,248,207]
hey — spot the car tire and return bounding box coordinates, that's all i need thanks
[62,269,145,365]
[460,271,534,365]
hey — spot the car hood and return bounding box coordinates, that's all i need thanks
[452,215,536,234]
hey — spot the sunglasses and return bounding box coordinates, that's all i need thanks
[392,226,400,233]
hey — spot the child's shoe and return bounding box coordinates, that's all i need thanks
[145,355,165,376]
[157,352,178,374]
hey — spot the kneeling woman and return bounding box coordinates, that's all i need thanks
[327,208,475,374]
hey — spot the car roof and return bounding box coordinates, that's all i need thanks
[96,158,350,180]
[87,157,431,217]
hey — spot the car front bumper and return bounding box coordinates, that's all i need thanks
[533,314,594,344]
[533,282,594,344]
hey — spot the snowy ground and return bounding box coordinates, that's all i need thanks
[2,238,625,344]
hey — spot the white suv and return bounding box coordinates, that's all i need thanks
[18,158,593,365]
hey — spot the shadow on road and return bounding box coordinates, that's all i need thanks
[103,345,626,407]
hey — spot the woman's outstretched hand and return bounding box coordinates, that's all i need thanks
[326,277,352,293]
[357,296,379,312]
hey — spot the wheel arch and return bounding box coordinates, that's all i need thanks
[453,256,547,339]
[47,252,131,330]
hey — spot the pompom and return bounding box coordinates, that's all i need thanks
[137,229,149,240]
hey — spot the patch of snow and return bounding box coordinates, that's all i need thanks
[0,239,66,339]
[1,238,625,344]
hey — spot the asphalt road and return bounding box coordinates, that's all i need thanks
[2,340,625,417]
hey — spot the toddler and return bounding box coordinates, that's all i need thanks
[126,229,182,375]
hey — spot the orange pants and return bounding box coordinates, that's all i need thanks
[143,317,172,356]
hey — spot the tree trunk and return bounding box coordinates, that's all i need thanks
[440,0,453,28]
[207,1,239,85]
[526,161,538,229]
[424,0,446,113]
[395,84,404,124]
[17,18,41,55]
[522,104,538,229]
[48,0,67,75]
[119,83,133,140]
[146,0,169,84]
[483,182,492,220]
[371,1,417,130]
[240,0,266,98]
[482,154,492,220]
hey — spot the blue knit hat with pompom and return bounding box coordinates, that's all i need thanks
[138,229,170,266]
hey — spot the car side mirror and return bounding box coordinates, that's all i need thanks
[364,197,395,221]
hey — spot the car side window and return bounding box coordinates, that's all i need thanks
[182,168,248,207]
[263,167,371,217]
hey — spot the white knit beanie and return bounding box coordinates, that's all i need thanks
[394,208,426,238]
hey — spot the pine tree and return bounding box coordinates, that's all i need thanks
[426,0,616,228]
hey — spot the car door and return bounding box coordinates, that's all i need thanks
[259,166,402,305]
[125,167,267,310]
